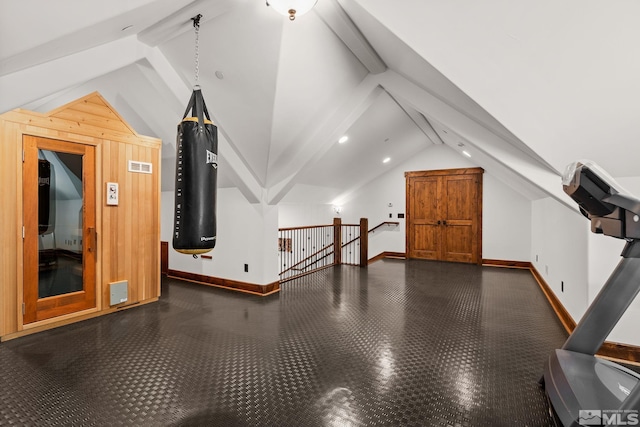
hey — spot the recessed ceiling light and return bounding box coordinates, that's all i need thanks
[462,150,471,157]
[215,70,224,80]
[383,157,391,163]
[338,135,348,144]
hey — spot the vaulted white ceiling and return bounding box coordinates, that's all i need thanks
[2,0,639,207]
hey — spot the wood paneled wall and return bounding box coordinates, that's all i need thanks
[0,120,21,337]
[0,92,161,340]
[101,140,160,305]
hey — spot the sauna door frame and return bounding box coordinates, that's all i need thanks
[22,135,97,324]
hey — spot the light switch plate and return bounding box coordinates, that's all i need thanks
[106,182,118,205]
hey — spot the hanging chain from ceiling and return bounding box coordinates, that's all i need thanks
[192,14,202,88]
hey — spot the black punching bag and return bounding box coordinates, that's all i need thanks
[172,88,218,255]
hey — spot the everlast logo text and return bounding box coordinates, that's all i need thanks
[39,177,50,186]
[206,150,218,169]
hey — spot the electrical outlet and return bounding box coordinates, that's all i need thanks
[389,213,392,218]
[561,281,564,292]
[244,264,249,272]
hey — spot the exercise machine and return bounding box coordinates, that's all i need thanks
[542,160,640,426]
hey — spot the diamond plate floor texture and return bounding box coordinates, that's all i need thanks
[0,260,570,426]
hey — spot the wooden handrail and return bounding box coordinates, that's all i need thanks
[292,250,335,272]
[279,217,384,278]
[279,224,333,232]
[369,221,399,233]
[342,234,360,248]
[280,242,335,275]
[341,221,399,248]
[279,222,388,233]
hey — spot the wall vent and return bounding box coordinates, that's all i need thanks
[110,280,128,306]
[128,160,152,174]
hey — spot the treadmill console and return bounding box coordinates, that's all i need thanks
[562,160,640,239]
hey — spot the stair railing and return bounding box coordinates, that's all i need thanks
[278,218,398,282]
[278,224,335,281]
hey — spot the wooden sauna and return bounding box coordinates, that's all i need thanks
[0,92,161,341]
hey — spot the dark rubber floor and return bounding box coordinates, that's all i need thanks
[0,260,568,426]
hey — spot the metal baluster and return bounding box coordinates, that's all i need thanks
[316,226,320,268]
[293,228,302,272]
[279,230,282,277]
[356,226,360,265]
[352,226,355,264]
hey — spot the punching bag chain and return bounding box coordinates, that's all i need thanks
[192,14,202,87]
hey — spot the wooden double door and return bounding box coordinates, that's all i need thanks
[406,168,483,264]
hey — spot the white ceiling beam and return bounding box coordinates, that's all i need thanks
[0,0,193,77]
[0,36,263,204]
[267,74,382,204]
[429,121,548,201]
[377,69,574,209]
[0,35,145,113]
[217,134,263,204]
[143,45,263,203]
[417,114,445,145]
[142,46,191,103]
[389,93,444,145]
[314,0,386,74]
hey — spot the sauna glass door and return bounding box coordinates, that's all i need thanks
[23,136,96,324]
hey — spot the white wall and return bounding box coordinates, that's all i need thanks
[531,197,589,323]
[161,188,279,285]
[586,232,639,345]
[279,145,533,262]
[341,145,472,258]
[278,203,335,228]
[586,176,640,346]
[357,0,640,179]
[343,145,532,261]
[532,190,640,347]
[482,173,531,261]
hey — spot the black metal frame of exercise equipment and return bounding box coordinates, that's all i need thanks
[542,161,640,426]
